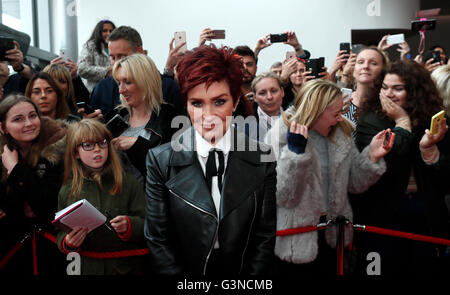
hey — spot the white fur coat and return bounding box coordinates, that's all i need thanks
[265,117,386,264]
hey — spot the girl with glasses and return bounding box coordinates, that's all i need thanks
[56,119,147,275]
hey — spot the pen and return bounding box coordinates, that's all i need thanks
[105,212,115,232]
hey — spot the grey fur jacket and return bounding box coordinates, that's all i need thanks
[265,116,386,264]
[77,40,110,93]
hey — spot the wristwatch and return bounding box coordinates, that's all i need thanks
[14,63,25,73]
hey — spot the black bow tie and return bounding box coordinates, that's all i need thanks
[205,149,225,193]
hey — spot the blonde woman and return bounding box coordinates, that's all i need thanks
[265,79,391,274]
[110,53,179,178]
[431,64,450,113]
[56,119,146,275]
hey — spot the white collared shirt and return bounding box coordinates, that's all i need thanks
[195,129,232,249]
[247,106,281,141]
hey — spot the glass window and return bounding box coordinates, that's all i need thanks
[1,0,35,46]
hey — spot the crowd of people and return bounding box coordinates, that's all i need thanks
[0,19,449,276]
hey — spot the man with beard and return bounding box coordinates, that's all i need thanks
[232,46,258,118]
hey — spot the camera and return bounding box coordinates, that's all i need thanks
[0,37,15,61]
[340,43,350,55]
[306,57,325,79]
[211,30,225,39]
[270,33,288,43]
[423,50,441,64]
[76,102,95,115]
[411,19,436,32]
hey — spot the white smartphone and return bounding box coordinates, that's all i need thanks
[341,87,353,99]
[386,34,405,45]
[174,31,187,53]
[286,51,296,60]
[59,48,67,62]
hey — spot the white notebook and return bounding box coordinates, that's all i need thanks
[53,199,106,233]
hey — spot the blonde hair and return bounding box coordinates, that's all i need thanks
[43,63,76,109]
[251,72,283,93]
[112,53,163,115]
[431,65,450,113]
[63,119,123,199]
[283,79,353,141]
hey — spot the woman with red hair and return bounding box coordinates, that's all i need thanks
[144,45,277,275]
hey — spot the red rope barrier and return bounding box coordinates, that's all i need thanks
[80,248,150,259]
[32,230,38,275]
[276,224,328,236]
[38,229,150,259]
[0,241,26,270]
[354,224,450,246]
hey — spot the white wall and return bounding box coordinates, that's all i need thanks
[76,0,419,74]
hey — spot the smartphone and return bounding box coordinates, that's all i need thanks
[59,48,67,62]
[0,37,15,61]
[306,57,325,79]
[174,31,187,53]
[106,114,130,138]
[341,88,352,99]
[211,30,225,39]
[270,33,288,43]
[423,50,441,64]
[383,131,395,149]
[430,110,445,135]
[386,34,405,45]
[76,102,95,114]
[352,44,365,55]
[411,19,436,32]
[340,42,351,55]
[286,51,296,60]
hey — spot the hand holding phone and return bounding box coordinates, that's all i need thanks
[423,50,441,65]
[430,110,445,135]
[270,33,288,43]
[306,57,325,79]
[174,31,187,53]
[386,34,405,46]
[383,131,395,149]
[286,51,296,60]
[340,43,351,55]
[76,102,95,115]
[59,48,67,62]
[211,30,225,39]
[0,37,15,61]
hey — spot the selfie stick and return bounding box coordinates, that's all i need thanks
[417,17,428,55]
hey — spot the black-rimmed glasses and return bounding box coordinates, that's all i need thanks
[79,139,108,151]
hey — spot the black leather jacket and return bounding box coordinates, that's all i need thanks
[144,127,277,275]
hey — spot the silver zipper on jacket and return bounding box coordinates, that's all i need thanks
[168,189,218,275]
[239,192,257,274]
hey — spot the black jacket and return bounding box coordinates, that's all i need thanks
[353,111,450,239]
[144,127,277,275]
[104,103,181,180]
